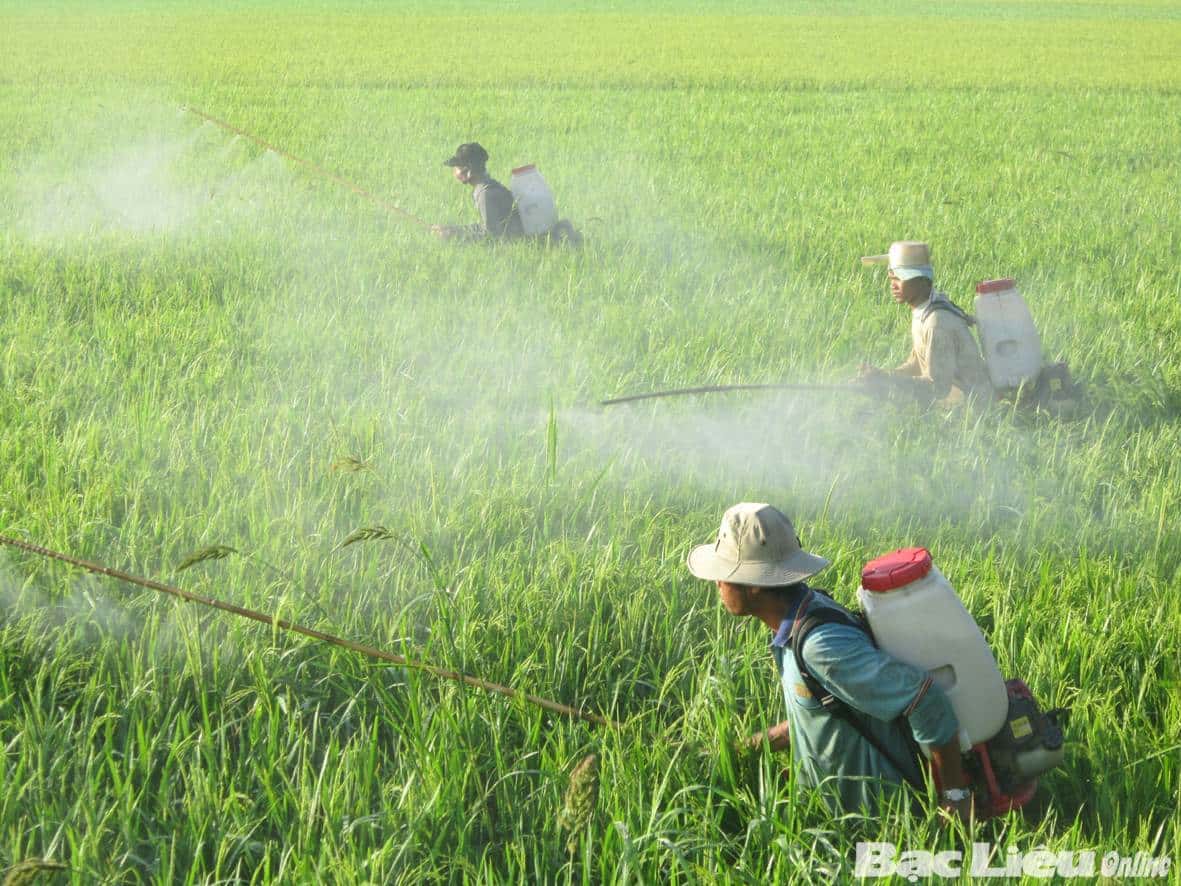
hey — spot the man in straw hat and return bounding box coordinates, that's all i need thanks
[687,502,973,820]
[859,241,992,405]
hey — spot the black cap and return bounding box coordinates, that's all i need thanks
[444,142,489,169]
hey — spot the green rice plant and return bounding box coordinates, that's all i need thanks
[546,396,559,484]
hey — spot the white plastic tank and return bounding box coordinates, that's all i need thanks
[857,548,1009,751]
[510,164,557,235]
[973,278,1042,390]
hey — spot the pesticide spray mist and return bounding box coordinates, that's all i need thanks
[1,98,1089,717]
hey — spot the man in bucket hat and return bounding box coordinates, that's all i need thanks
[433,142,525,241]
[859,241,992,405]
[687,503,973,820]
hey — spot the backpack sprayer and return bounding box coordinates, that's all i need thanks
[185,107,577,244]
[509,163,581,245]
[971,278,1077,406]
[596,279,1071,409]
[509,165,557,235]
[797,548,1068,818]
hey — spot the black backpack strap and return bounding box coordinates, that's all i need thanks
[791,590,925,792]
[790,590,863,712]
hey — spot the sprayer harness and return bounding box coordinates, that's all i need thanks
[789,588,926,792]
[920,294,976,326]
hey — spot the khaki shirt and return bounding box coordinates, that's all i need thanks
[893,294,993,404]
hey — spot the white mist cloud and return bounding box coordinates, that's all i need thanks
[12,122,291,242]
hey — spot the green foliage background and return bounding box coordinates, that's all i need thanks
[1,1,1178,881]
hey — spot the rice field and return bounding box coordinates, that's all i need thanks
[1,1,1179,881]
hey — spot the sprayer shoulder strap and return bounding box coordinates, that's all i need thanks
[790,589,925,792]
[789,589,871,713]
[922,296,976,327]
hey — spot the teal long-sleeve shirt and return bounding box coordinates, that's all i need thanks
[771,588,959,815]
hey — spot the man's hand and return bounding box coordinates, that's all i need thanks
[743,721,791,754]
[857,362,884,379]
[856,363,909,399]
[938,787,975,826]
[431,224,455,241]
[856,363,891,386]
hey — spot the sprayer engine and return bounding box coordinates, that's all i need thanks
[965,679,1068,817]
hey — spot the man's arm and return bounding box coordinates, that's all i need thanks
[858,348,918,389]
[892,349,922,377]
[893,318,958,402]
[434,184,505,241]
[803,625,972,815]
[930,738,973,822]
[806,627,959,741]
[902,673,974,821]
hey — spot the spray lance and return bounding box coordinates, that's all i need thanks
[600,382,873,407]
[0,534,620,729]
[183,106,432,231]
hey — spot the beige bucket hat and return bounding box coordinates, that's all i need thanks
[861,240,934,281]
[687,503,831,586]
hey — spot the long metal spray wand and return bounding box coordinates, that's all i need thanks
[601,382,868,406]
[183,106,432,230]
[0,535,619,729]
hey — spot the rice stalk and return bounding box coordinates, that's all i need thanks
[175,544,239,572]
[1,859,68,886]
[336,526,399,550]
[331,455,374,474]
[557,753,600,855]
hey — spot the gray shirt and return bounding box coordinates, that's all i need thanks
[463,178,524,239]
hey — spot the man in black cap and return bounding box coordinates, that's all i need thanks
[433,143,524,241]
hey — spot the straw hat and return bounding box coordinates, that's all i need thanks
[861,241,934,281]
[687,503,830,586]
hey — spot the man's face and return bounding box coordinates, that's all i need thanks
[452,165,474,185]
[716,580,751,615]
[888,270,930,306]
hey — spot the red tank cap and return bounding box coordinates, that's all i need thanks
[511,164,536,175]
[975,278,1016,295]
[861,547,933,592]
